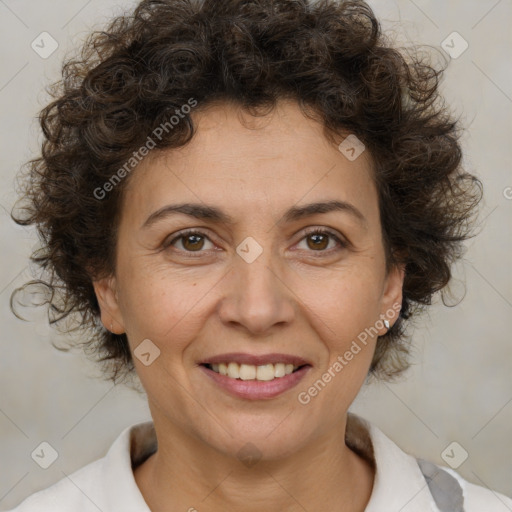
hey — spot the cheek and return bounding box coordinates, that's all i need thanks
[301,263,382,331]
[296,267,381,377]
[117,262,216,346]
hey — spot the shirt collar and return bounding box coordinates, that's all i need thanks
[349,415,439,511]
[103,415,438,511]
[101,421,155,511]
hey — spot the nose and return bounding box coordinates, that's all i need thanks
[217,247,296,335]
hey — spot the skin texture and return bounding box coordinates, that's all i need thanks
[93,99,405,512]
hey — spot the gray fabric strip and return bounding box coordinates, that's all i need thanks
[417,458,465,512]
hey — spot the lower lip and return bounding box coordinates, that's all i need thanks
[199,365,311,400]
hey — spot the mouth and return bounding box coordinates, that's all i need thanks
[198,353,312,400]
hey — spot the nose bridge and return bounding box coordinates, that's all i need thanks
[218,236,295,334]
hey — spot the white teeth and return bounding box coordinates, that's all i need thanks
[274,363,286,378]
[227,362,239,379]
[239,364,256,380]
[208,362,300,380]
[256,364,275,381]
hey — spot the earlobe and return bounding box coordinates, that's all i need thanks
[92,276,125,333]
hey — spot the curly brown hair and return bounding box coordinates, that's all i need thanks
[11,0,483,385]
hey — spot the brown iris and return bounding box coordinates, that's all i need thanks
[182,233,205,251]
[306,233,329,251]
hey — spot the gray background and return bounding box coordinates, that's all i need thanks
[0,0,511,509]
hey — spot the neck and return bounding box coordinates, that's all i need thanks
[133,415,375,512]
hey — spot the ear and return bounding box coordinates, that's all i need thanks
[92,275,125,334]
[379,262,405,332]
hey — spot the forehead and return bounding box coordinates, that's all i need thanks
[123,99,379,226]
[163,99,372,175]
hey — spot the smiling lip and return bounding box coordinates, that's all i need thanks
[200,364,311,400]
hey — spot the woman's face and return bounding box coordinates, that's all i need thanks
[94,99,404,460]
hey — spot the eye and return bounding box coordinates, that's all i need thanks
[163,227,348,256]
[296,228,347,254]
[164,229,214,254]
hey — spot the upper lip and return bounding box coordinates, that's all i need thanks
[201,352,311,367]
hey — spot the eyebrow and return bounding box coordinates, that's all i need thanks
[142,200,368,230]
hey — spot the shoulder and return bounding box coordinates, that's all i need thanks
[440,464,512,512]
[349,414,512,512]
[417,456,512,512]
[5,458,106,511]
[6,421,155,512]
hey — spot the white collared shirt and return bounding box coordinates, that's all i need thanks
[6,415,512,511]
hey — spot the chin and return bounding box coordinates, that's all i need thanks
[200,417,313,463]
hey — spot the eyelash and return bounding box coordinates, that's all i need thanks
[163,227,347,257]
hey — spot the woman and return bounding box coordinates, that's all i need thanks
[8,0,511,510]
